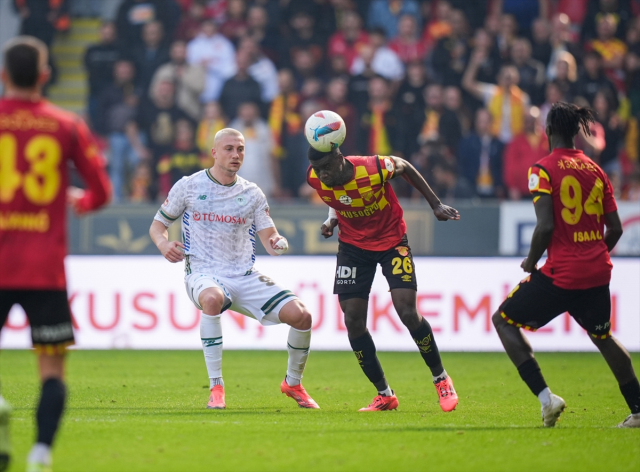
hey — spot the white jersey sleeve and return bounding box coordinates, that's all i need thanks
[253,188,275,232]
[154,177,189,227]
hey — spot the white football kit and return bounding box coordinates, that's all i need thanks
[154,169,297,325]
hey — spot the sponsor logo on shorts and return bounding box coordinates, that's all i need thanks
[395,246,409,256]
[336,266,357,284]
[401,275,412,282]
[31,322,73,343]
[339,195,353,205]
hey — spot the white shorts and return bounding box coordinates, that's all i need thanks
[184,271,298,326]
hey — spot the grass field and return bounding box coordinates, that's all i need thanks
[1,350,639,472]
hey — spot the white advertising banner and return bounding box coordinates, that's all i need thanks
[499,201,640,256]
[2,256,639,351]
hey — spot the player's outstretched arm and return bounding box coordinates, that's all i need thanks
[391,156,460,221]
[149,220,185,263]
[521,194,554,272]
[258,227,289,256]
[604,211,623,253]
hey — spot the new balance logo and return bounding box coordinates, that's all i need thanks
[336,266,357,284]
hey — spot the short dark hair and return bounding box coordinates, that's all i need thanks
[3,36,47,88]
[308,146,338,161]
[547,101,596,140]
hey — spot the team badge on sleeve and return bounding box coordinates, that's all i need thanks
[527,166,551,195]
[384,158,394,172]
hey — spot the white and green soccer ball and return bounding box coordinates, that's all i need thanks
[305,110,346,152]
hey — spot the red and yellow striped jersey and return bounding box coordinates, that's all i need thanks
[307,155,406,251]
[528,148,617,289]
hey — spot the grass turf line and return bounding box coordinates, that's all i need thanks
[1,350,639,472]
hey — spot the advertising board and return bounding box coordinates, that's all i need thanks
[2,256,638,351]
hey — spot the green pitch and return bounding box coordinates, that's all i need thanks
[1,350,639,472]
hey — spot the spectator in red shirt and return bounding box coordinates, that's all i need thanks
[175,1,207,42]
[327,10,369,70]
[422,0,453,53]
[503,106,549,200]
[389,14,428,64]
[220,0,248,43]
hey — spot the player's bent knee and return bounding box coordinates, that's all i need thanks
[199,289,225,315]
[492,311,506,329]
[344,312,367,337]
[279,300,312,330]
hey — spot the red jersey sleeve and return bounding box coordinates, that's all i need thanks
[527,164,552,195]
[69,118,111,212]
[602,173,618,214]
[376,155,395,182]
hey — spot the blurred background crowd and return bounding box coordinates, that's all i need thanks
[6,0,640,204]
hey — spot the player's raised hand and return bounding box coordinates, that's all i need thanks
[433,204,460,221]
[321,218,339,238]
[160,240,185,263]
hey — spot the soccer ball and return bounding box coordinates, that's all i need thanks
[305,110,346,152]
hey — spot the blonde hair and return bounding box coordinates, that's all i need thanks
[213,128,244,146]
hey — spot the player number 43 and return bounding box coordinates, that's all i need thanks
[0,133,61,205]
[559,175,604,225]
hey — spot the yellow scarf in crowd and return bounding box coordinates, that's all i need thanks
[369,104,392,156]
[197,118,226,154]
[268,93,301,158]
[488,86,526,138]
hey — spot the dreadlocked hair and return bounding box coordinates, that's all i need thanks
[547,101,596,140]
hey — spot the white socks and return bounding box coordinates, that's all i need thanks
[201,313,223,383]
[201,315,312,388]
[378,386,393,397]
[538,387,552,407]
[27,443,51,466]
[286,327,311,386]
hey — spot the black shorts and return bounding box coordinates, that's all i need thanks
[499,271,611,339]
[334,235,417,301]
[0,290,75,352]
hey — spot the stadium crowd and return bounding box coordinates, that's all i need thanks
[14,0,640,203]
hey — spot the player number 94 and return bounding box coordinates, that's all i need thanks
[0,133,61,205]
[559,175,604,226]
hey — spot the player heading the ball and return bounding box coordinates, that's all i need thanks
[306,109,461,412]
[492,102,640,428]
[149,128,319,410]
